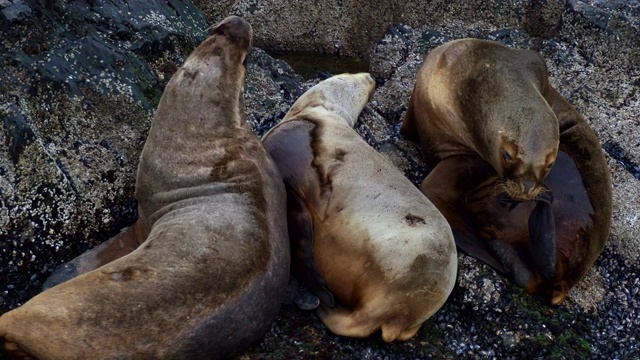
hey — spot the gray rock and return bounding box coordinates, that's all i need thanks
[198,0,568,57]
[0,0,208,310]
[0,0,31,22]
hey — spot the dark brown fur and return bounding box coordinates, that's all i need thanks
[403,39,612,304]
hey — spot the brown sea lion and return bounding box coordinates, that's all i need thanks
[263,73,457,342]
[402,38,612,305]
[0,16,289,359]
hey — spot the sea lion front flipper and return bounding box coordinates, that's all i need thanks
[286,184,335,308]
[487,239,533,288]
[527,191,556,281]
[284,276,321,310]
[450,225,506,273]
[43,219,148,290]
[420,156,506,273]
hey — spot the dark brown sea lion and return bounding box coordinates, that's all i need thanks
[0,16,289,359]
[263,73,457,342]
[402,38,612,305]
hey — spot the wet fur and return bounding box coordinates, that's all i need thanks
[263,74,457,342]
[404,39,611,304]
[0,16,289,359]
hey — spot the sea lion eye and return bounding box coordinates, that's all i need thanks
[503,150,513,162]
[547,162,554,169]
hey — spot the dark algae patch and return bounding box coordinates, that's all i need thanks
[603,140,640,180]
[266,50,369,79]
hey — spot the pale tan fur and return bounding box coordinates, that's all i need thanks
[264,73,457,342]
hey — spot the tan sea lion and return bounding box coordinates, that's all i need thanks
[0,16,289,359]
[402,38,612,304]
[263,73,457,342]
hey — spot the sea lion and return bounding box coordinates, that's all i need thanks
[263,73,457,342]
[42,218,149,290]
[0,16,289,359]
[402,38,612,304]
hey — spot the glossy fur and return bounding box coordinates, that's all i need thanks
[403,39,612,304]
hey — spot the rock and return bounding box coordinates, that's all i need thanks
[0,0,209,310]
[196,0,570,57]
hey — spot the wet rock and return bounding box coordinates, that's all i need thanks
[0,0,208,311]
[198,0,571,57]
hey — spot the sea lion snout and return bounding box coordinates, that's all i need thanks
[522,179,535,194]
[499,155,553,201]
[498,176,544,202]
[517,173,545,199]
[211,16,252,50]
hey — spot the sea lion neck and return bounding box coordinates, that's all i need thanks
[134,22,254,216]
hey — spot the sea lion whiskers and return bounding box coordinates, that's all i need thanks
[496,178,543,201]
[495,180,551,205]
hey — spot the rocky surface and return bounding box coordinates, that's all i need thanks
[0,0,211,312]
[1,0,639,359]
[195,0,568,57]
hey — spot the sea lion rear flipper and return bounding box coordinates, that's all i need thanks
[527,191,556,281]
[43,219,148,290]
[286,185,335,308]
[400,92,419,140]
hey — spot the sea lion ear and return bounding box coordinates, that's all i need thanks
[527,190,556,282]
[285,184,335,308]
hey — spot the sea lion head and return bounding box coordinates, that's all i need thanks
[147,14,252,140]
[493,103,559,202]
[457,42,559,202]
[282,72,375,128]
[160,15,252,128]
